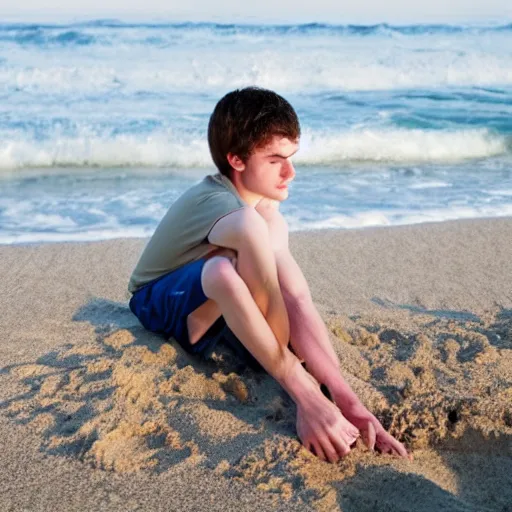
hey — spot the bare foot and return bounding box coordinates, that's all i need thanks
[296,392,360,462]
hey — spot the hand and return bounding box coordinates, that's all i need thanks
[296,392,360,463]
[342,402,412,460]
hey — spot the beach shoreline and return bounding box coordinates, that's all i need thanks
[1,217,511,511]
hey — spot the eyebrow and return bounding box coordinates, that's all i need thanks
[266,148,299,159]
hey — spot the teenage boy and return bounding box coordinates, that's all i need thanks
[129,87,410,463]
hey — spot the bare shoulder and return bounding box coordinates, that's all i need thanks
[207,206,266,249]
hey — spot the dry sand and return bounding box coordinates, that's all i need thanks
[1,217,511,511]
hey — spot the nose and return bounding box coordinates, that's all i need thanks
[283,159,296,182]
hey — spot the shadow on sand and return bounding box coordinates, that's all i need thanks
[1,297,511,510]
[337,429,512,512]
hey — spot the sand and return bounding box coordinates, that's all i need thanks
[1,217,511,511]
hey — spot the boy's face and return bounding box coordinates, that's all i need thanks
[229,135,298,205]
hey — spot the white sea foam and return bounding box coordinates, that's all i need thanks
[298,128,508,164]
[0,226,152,245]
[0,132,210,169]
[287,204,512,232]
[484,189,512,197]
[0,128,507,170]
[4,204,512,245]
[3,22,512,95]
[407,181,452,189]
[3,48,512,95]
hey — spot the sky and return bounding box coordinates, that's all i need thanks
[0,0,511,24]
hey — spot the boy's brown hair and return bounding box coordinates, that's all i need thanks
[208,87,301,177]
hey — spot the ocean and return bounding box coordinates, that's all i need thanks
[1,20,511,243]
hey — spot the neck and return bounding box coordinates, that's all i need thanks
[229,171,263,207]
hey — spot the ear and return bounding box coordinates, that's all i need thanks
[227,153,245,172]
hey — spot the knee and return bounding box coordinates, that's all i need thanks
[238,207,271,248]
[201,255,241,299]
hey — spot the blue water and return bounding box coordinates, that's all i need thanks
[1,20,512,243]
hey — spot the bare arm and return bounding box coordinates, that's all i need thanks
[255,199,411,460]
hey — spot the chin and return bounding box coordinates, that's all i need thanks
[275,188,289,200]
[266,193,286,202]
[261,187,288,202]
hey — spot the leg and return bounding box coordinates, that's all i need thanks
[201,255,288,370]
[186,248,237,345]
[232,220,290,348]
[226,204,409,459]
[200,221,291,366]
[188,208,290,349]
[202,251,361,462]
[186,298,222,345]
[254,201,341,389]
[206,208,291,349]
[284,293,348,400]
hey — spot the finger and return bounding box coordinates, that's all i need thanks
[362,421,376,451]
[329,433,350,459]
[376,433,410,460]
[375,439,392,455]
[390,441,411,460]
[380,445,393,455]
[320,438,341,464]
[311,442,327,462]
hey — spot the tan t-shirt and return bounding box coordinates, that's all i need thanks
[128,173,246,293]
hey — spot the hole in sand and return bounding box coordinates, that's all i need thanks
[447,410,459,424]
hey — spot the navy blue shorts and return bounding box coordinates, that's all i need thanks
[129,257,262,369]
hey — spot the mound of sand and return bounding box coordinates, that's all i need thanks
[3,305,511,510]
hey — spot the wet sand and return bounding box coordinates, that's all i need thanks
[1,217,511,511]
